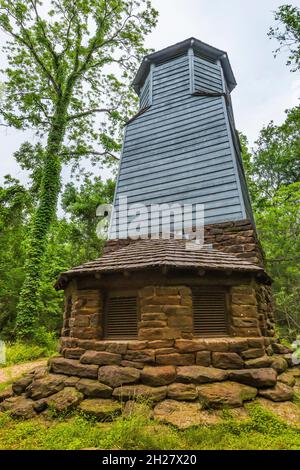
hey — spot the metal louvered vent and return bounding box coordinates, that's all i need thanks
[192,289,228,337]
[105,296,138,339]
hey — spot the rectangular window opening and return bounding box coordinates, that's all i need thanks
[104,292,138,339]
[192,288,229,337]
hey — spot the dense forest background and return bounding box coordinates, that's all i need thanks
[0,2,299,345]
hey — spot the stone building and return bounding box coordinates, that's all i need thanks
[1,39,298,419]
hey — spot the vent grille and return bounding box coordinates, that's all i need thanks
[105,296,138,339]
[192,289,228,337]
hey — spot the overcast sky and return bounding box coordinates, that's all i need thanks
[1,0,299,185]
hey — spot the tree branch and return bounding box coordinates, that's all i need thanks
[61,150,119,160]
[66,108,114,121]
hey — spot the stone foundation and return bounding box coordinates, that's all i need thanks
[1,343,298,421]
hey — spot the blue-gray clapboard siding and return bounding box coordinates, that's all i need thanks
[110,51,253,238]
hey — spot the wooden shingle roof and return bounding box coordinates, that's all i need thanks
[56,239,267,289]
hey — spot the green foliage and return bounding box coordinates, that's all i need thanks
[241,107,300,339]
[0,0,158,338]
[0,404,299,450]
[269,4,300,71]
[0,174,114,339]
[3,330,57,366]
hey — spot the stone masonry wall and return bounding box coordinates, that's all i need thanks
[255,284,276,338]
[138,286,192,341]
[62,283,273,347]
[62,288,103,340]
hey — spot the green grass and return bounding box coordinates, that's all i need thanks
[0,404,299,450]
[1,329,58,367]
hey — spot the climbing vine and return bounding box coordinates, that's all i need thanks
[0,0,158,338]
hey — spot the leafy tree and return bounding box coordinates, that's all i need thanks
[0,0,158,338]
[0,176,32,338]
[255,183,300,337]
[0,174,115,339]
[242,106,300,208]
[269,4,300,71]
[241,110,300,339]
[62,175,115,261]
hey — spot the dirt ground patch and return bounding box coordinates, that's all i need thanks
[0,360,47,385]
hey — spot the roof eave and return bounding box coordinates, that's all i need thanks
[55,263,270,290]
[132,37,237,94]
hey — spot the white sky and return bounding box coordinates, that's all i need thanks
[1,0,299,185]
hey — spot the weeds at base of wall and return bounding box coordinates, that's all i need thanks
[0,403,299,450]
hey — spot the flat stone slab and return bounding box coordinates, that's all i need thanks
[227,368,277,388]
[259,383,294,402]
[141,365,176,386]
[26,374,65,400]
[80,351,121,366]
[76,378,112,398]
[153,399,222,429]
[39,387,84,413]
[197,381,257,408]
[0,396,36,419]
[167,383,197,401]
[112,384,167,402]
[49,357,98,379]
[98,365,140,388]
[177,365,228,384]
[79,398,123,421]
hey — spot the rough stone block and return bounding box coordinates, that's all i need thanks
[80,351,121,366]
[104,342,128,354]
[141,365,176,386]
[156,353,195,366]
[139,320,167,329]
[139,327,180,341]
[177,365,228,384]
[127,341,148,350]
[49,357,99,379]
[98,365,140,388]
[167,383,197,401]
[197,381,257,408]
[175,339,206,353]
[231,305,258,318]
[212,352,244,369]
[195,351,211,367]
[242,348,265,360]
[231,294,257,305]
[76,379,112,398]
[148,340,174,349]
[227,368,277,388]
[112,385,167,402]
[259,383,294,402]
[64,348,85,359]
[78,398,122,420]
[124,349,155,363]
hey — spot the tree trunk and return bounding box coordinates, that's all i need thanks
[16,98,70,338]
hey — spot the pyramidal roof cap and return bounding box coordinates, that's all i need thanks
[133,37,237,94]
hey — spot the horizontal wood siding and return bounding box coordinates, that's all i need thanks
[139,73,151,109]
[110,51,249,237]
[194,56,223,93]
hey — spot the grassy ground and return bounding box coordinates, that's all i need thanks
[0,404,299,450]
[0,336,57,369]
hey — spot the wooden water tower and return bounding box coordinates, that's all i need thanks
[52,39,292,407]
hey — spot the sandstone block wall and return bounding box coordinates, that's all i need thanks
[62,282,275,345]
[104,219,264,266]
[62,288,103,340]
